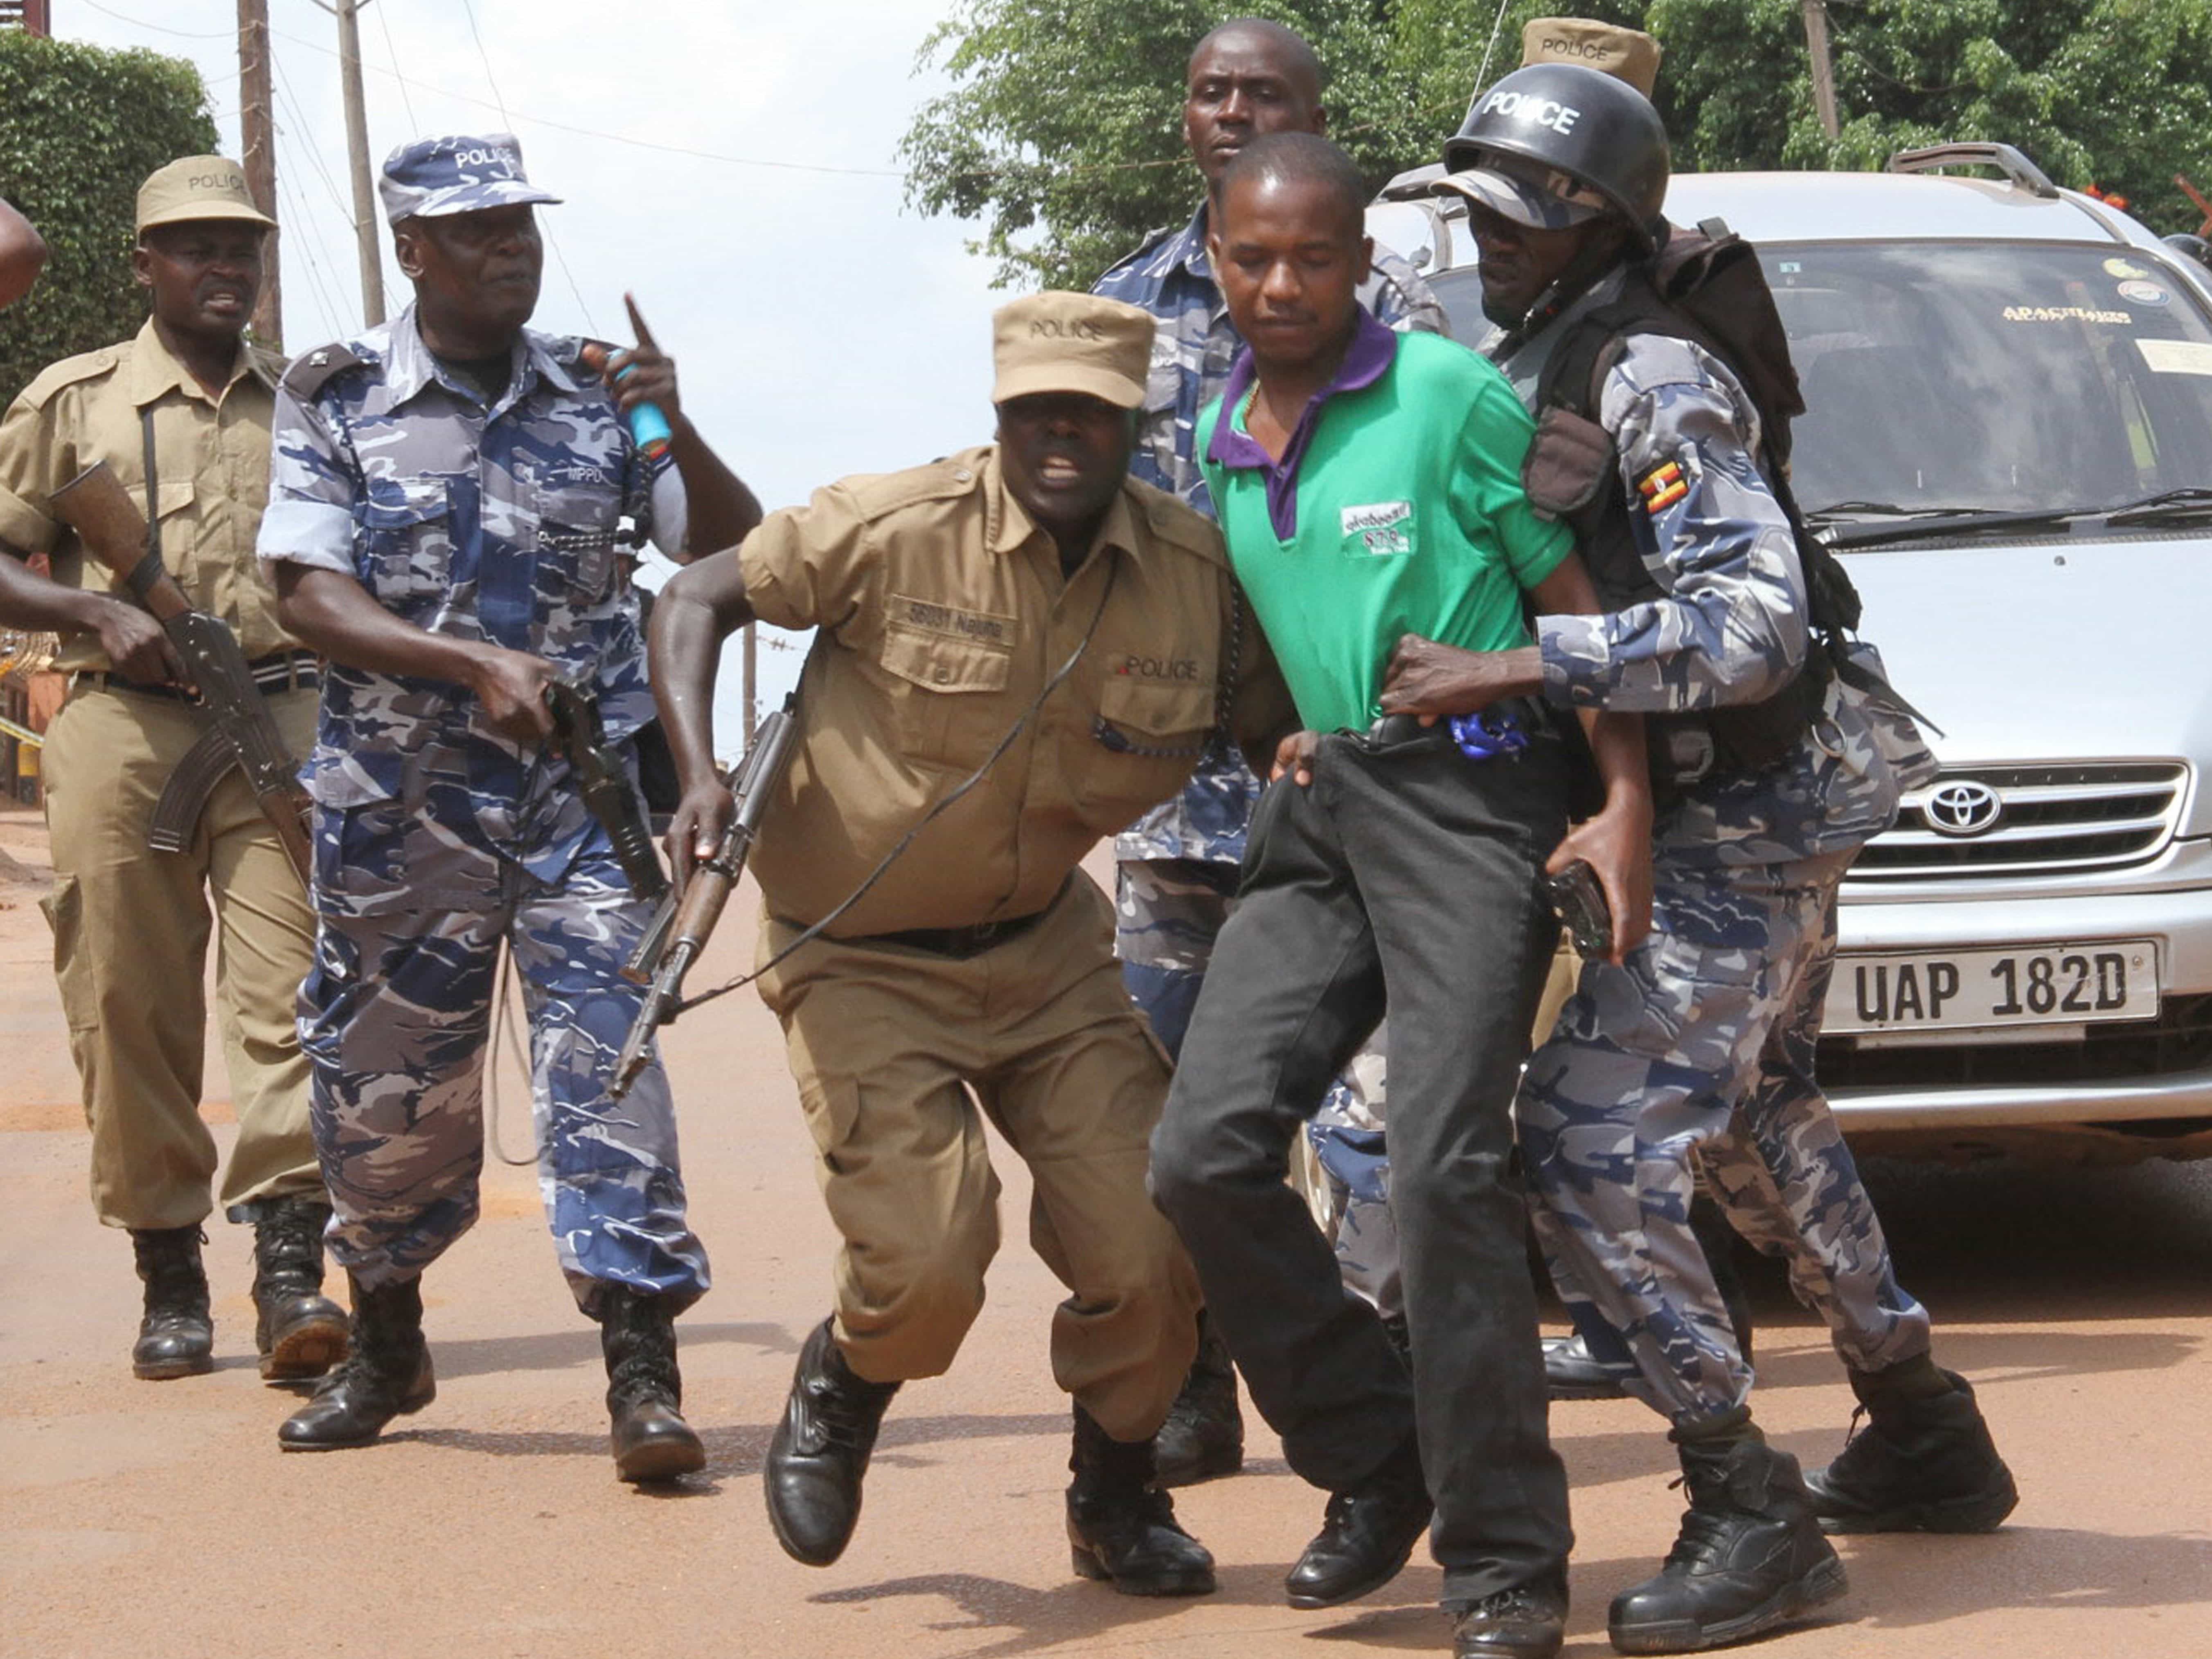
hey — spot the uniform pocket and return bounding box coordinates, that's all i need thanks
[38,873,96,1035]
[1077,676,1218,829]
[876,622,1014,768]
[538,484,623,606]
[356,478,453,601]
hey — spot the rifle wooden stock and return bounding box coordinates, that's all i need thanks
[47,462,194,621]
[47,461,315,887]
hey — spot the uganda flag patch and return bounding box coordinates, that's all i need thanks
[1638,461,1688,516]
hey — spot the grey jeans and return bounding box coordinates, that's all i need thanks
[1149,722,1572,1603]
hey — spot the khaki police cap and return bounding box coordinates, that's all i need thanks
[1521,18,1662,98]
[992,292,1153,410]
[136,155,277,234]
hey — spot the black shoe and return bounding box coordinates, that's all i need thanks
[1153,1310,1243,1488]
[599,1284,706,1483]
[1607,1416,1847,1654]
[1803,1356,2017,1534]
[130,1226,214,1380]
[1065,1405,1216,1596]
[765,1317,899,1567]
[1451,1576,1568,1659]
[278,1274,435,1451]
[251,1196,349,1382]
[1546,1332,1633,1401]
[1284,1436,1432,1609]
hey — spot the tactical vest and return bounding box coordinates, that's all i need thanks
[1521,219,1867,786]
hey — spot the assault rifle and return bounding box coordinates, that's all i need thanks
[48,461,313,885]
[545,674,670,904]
[610,698,798,1097]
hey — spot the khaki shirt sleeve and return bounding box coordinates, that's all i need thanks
[1224,580,1299,770]
[0,385,69,557]
[734,480,874,635]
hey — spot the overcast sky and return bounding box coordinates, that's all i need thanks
[57,0,1072,749]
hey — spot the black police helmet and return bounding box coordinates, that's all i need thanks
[1444,61,1670,248]
[2164,232,2212,272]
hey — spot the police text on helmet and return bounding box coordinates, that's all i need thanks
[1478,90,1581,136]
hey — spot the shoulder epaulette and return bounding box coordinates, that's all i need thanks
[281,341,370,401]
[841,454,986,524]
[17,344,123,408]
[1132,480,1228,569]
[245,343,287,392]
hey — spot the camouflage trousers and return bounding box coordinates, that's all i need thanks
[1116,855,1399,1312]
[1519,848,1930,1424]
[300,829,710,1314]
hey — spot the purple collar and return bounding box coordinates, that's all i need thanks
[1205,310,1398,539]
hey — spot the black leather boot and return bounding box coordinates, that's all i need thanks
[1065,1405,1216,1596]
[1544,1332,1634,1401]
[1607,1413,1847,1654]
[1152,1310,1243,1488]
[130,1226,214,1380]
[765,1317,899,1566]
[1803,1354,2018,1533]
[1284,1433,1433,1609]
[277,1274,435,1451]
[1451,1572,1568,1659]
[599,1284,705,1483]
[251,1195,349,1382]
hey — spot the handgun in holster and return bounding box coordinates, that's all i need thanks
[610,698,799,1098]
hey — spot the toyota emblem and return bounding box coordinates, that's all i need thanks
[1926,779,2004,837]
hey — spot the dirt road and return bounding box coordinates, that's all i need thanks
[3,807,2207,1658]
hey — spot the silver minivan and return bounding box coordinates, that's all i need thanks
[1372,144,2212,1164]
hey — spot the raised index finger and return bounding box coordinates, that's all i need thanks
[624,292,659,353]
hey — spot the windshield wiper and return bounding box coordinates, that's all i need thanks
[2102,486,2212,527]
[1815,504,2079,549]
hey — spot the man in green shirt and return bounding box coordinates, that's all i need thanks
[1147,133,1651,1659]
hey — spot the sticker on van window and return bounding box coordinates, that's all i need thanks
[1341,500,1414,556]
[2104,257,2151,279]
[2003,305,2131,324]
[2118,279,2171,307]
[2136,339,2212,376]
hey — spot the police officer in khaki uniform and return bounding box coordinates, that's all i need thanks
[651,291,1292,1595]
[0,158,344,1385]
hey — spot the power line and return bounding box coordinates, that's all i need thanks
[370,0,418,129]
[272,165,347,341]
[455,0,597,336]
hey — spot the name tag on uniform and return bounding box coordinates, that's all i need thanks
[1341,500,1414,557]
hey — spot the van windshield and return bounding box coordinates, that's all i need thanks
[1433,243,2212,520]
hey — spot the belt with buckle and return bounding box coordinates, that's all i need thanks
[860,907,1052,959]
[79,649,322,702]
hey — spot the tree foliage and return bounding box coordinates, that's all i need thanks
[0,34,217,403]
[903,0,2212,291]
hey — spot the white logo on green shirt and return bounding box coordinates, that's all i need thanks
[1341,500,1414,557]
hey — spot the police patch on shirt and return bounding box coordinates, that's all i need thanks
[1341,500,1414,557]
[1637,461,1688,517]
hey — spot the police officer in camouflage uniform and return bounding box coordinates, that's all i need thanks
[255,134,757,1480]
[1390,66,2017,1654]
[1092,16,1443,1477]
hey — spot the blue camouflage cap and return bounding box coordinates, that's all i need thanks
[1431,149,1606,231]
[378,132,562,225]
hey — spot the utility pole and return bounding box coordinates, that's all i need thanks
[1800,0,1841,140]
[236,0,282,348]
[741,624,758,748]
[330,0,385,326]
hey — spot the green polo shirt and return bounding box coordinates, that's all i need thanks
[1198,321,1570,734]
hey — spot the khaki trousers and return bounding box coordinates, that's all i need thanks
[40,681,320,1230]
[757,875,1201,1442]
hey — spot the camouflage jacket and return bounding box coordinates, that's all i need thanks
[258,305,684,899]
[1500,287,1939,867]
[1096,203,1446,863]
